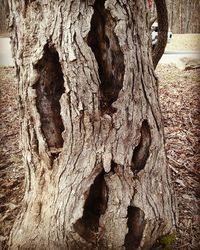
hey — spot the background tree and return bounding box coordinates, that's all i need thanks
[151,0,200,33]
[152,0,169,68]
[170,0,200,33]
[0,0,9,33]
[8,0,176,249]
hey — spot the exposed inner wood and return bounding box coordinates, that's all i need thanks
[131,120,151,172]
[74,171,108,242]
[33,44,65,157]
[124,206,145,250]
[87,0,125,114]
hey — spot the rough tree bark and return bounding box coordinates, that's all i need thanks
[8,0,176,249]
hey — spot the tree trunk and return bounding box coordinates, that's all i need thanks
[152,0,168,69]
[170,0,200,34]
[8,0,176,249]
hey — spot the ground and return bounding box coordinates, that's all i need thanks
[157,65,200,249]
[0,67,24,249]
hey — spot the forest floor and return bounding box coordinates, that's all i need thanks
[157,64,200,249]
[0,64,200,249]
[0,66,24,249]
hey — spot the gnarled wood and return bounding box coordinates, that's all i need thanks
[8,0,176,249]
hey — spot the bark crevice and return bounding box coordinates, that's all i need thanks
[33,44,65,160]
[125,206,145,250]
[131,120,151,172]
[87,0,125,114]
[74,171,108,243]
[110,160,117,173]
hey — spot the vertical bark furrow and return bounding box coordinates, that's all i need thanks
[110,160,117,173]
[33,44,65,157]
[28,118,39,155]
[74,170,108,243]
[125,206,145,250]
[131,120,151,172]
[87,0,125,114]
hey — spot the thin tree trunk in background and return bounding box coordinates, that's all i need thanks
[151,0,200,33]
[8,0,176,249]
[152,0,169,69]
[168,0,200,33]
[0,0,9,33]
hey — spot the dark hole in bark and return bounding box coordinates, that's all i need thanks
[125,206,145,250]
[74,171,108,242]
[110,160,117,173]
[33,44,65,158]
[131,120,151,172]
[32,129,39,154]
[87,0,125,114]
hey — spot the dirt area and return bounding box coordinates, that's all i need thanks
[0,67,24,249]
[157,65,200,249]
[166,34,200,52]
[0,64,199,249]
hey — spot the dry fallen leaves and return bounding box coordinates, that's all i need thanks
[157,64,200,250]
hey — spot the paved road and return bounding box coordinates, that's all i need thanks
[0,38,14,66]
[160,51,200,69]
[0,38,200,67]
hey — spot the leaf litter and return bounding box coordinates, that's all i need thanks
[157,64,200,250]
